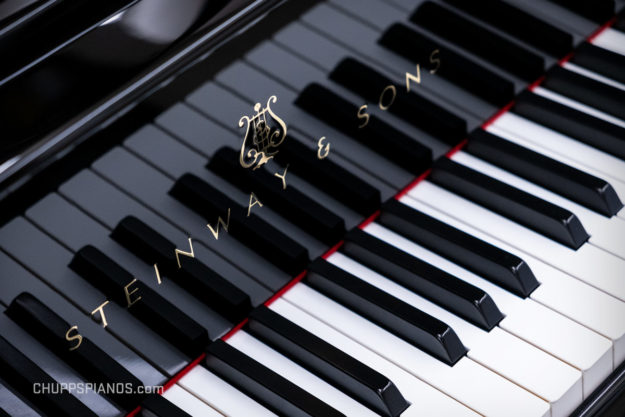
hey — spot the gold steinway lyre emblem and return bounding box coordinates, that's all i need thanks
[238,95,287,170]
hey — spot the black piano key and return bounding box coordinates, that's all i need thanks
[342,229,504,331]
[205,340,344,417]
[170,173,309,275]
[543,66,625,121]
[273,137,381,216]
[410,2,545,81]
[513,90,625,161]
[5,293,145,410]
[548,0,615,23]
[571,42,625,85]
[0,407,9,417]
[329,57,467,145]
[442,0,573,58]
[307,258,467,365]
[378,23,515,107]
[430,157,590,249]
[379,199,540,297]
[207,147,345,245]
[466,129,624,216]
[247,306,409,417]
[295,83,432,175]
[141,394,192,417]
[111,216,252,322]
[69,245,209,357]
[0,335,98,417]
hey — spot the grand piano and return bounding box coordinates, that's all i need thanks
[0,0,624,416]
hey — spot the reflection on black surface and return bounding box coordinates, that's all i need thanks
[0,0,227,161]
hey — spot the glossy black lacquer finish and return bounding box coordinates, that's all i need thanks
[170,173,309,275]
[69,245,209,357]
[342,229,504,330]
[307,258,467,365]
[248,306,409,417]
[379,23,514,106]
[6,292,144,410]
[111,215,252,322]
[466,129,623,216]
[443,0,573,57]
[295,83,432,174]
[208,147,345,245]
[379,199,540,298]
[205,340,344,417]
[513,91,625,161]
[411,1,544,81]
[329,58,467,144]
[0,333,98,417]
[0,0,230,160]
[430,157,590,249]
[274,137,381,216]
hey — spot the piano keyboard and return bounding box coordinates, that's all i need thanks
[1,0,625,416]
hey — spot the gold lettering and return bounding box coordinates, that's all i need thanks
[247,192,264,217]
[317,137,330,159]
[274,164,289,190]
[65,325,82,351]
[124,278,142,308]
[357,104,370,128]
[174,238,195,269]
[91,300,110,328]
[429,49,441,74]
[378,85,397,111]
[153,264,162,285]
[405,64,421,92]
[207,209,230,240]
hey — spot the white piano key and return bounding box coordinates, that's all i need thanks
[451,151,625,260]
[162,385,223,417]
[269,298,478,417]
[177,365,276,417]
[226,331,379,417]
[282,284,551,417]
[328,252,583,417]
[400,195,625,367]
[409,182,625,303]
[562,62,625,92]
[533,86,625,128]
[492,113,625,183]
[486,124,625,221]
[592,28,625,57]
[365,222,613,397]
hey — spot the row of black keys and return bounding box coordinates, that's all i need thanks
[0,141,616,416]
[328,3,625,159]
[0,197,525,417]
[1,129,592,416]
[4,119,575,415]
[209,122,622,256]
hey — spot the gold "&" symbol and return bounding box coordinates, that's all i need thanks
[238,95,287,170]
